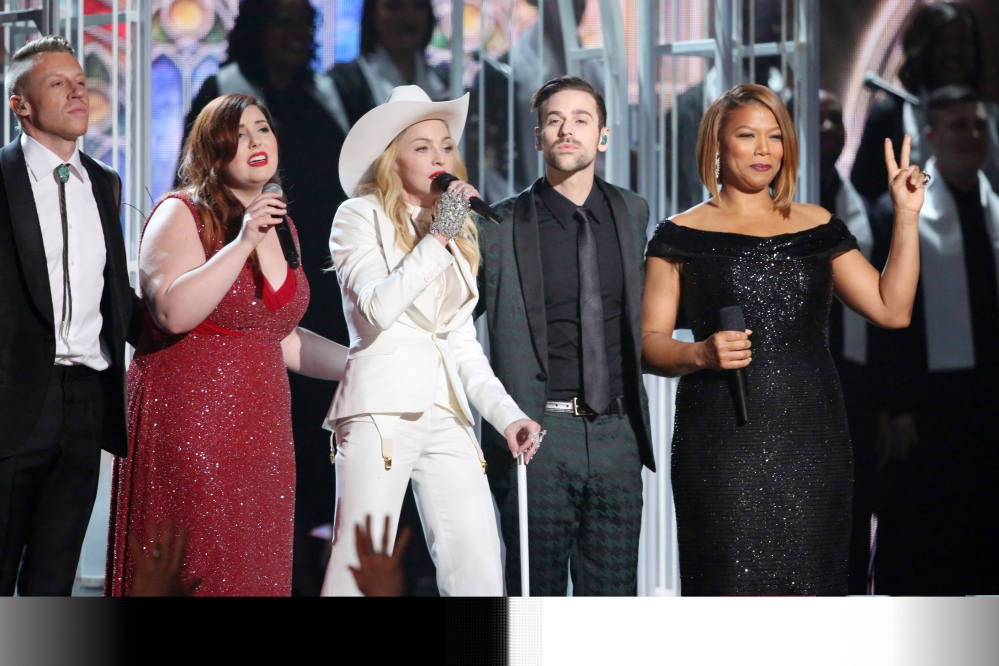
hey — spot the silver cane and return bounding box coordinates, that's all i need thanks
[517,429,545,597]
[517,452,529,597]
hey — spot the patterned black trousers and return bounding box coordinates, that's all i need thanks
[491,410,643,596]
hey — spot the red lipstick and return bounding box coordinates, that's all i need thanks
[248,152,269,167]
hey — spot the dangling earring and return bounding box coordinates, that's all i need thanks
[715,153,721,180]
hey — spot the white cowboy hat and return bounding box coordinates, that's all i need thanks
[338,85,470,196]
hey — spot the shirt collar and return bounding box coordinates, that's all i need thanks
[537,176,607,230]
[21,132,85,184]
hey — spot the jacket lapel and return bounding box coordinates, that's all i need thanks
[374,204,436,329]
[600,178,644,366]
[513,180,548,372]
[80,152,127,337]
[1,138,54,325]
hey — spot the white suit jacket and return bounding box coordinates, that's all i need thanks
[325,194,528,433]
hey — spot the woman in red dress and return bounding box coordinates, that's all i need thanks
[106,94,346,596]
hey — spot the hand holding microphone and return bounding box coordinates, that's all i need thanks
[432,172,504,224]
[261,183,300,269]
[716,306,751,425]
[238,189,287,249]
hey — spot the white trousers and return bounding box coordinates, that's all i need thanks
[320,401,504,597]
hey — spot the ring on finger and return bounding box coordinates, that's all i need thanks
[921,170,931,186]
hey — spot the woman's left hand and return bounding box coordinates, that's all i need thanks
[504,418,543,463]
[430,179,480,246]
[444,178,481,201]
[885,135,926,218]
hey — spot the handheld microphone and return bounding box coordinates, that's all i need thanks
[432,172,504,224]
[261,183,299,269]
[718,305,750,425]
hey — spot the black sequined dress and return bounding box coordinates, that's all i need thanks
[647,216,857,595]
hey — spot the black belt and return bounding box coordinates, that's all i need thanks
[544,395,626,417]
[52,364,100,381]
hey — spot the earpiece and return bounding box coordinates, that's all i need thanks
[600,135,607,145]
[16,100,25,111]
[535,133,542,147]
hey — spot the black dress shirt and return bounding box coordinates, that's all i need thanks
[535,178,625,401]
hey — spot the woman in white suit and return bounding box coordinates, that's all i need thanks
[321,85,541,596]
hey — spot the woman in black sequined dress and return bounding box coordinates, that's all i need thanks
[642,84,925,595]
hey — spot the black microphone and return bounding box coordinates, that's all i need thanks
[261,183,299,269]
[432,172,504,224]
[718,305,750,425]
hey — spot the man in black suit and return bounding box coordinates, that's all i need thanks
[0,35,136,595]
[477,76,654,596]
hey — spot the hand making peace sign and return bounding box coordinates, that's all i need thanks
[885,134,926,217]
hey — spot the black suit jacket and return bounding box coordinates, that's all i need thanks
[476,177,656,472]
[0,137,137,458]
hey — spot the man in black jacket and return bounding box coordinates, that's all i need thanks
[0,36,137,595]
[477,76,654,596]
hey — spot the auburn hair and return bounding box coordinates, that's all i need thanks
[175,94,281,269]
[696,83,798,218]
[355,124,480,274]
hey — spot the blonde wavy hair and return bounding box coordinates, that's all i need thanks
[696,83,798,219]
[356,130,480,274]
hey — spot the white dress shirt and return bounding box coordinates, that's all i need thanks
[21,133,109,370]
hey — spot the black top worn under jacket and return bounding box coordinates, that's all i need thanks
[535,177,625,401]
[475,176,655,473]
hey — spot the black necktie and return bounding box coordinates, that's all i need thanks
[953,184,999,372]
[574,206,610,415]
[57,163,72,339]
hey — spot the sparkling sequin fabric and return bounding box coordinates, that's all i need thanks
[647,216,857,595]
[107,192,308,597]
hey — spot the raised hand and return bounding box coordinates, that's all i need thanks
[349,515,411,597]
[445,177,482,201]
[237,190,286,248]
[885,135,926,217]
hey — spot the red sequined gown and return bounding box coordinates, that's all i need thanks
[106,192,309,596]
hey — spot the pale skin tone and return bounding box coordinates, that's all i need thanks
[139,104,345,380]
[534,88,611,205]
[10,51,90,160]
[393,119,542,459]
[502,88,609,460]
[877,101,990,468]
[642,103,925,377]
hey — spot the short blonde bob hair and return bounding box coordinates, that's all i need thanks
[696,83,798,218]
